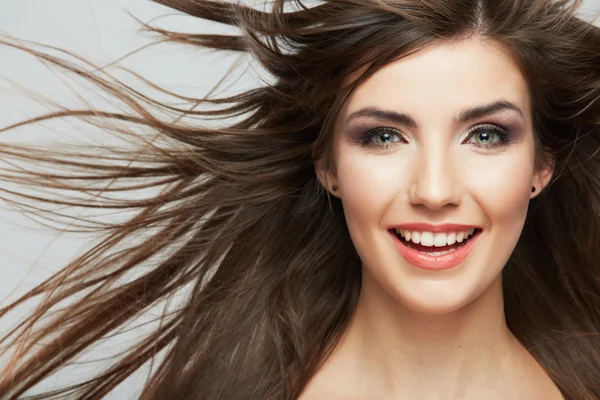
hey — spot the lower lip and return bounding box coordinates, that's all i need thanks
[390,230,481,270]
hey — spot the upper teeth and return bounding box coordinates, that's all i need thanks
[394,228,476,247]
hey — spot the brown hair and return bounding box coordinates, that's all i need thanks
[0,0,599,398]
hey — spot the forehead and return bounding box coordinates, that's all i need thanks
[337,37,530,124]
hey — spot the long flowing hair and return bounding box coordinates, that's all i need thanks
[0,0,599,398]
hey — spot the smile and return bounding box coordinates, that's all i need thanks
[388,227,482,270]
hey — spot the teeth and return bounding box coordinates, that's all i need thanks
[411,231,421,244]
[395,227,477,247]
[420,232,434,246]
[434,233,447,247]
[447,232,456,245]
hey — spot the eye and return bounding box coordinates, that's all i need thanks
[359,127,406,148]
[465,124,512,148]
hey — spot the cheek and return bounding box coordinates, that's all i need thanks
[333,149,409,265]
[466,148,534,230]
[335,150,406,228]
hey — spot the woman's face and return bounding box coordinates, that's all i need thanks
[318,37,552,314]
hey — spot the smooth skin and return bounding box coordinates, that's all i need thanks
[302,36,562,399]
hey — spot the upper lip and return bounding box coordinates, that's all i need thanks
[389,223,481,232]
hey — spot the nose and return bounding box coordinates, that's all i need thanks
[407,146,462,210]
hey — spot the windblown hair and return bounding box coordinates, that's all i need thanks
[0,0,599,398]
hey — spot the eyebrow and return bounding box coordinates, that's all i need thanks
[343,100,525,128]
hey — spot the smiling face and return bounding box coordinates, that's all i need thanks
[317,37,553,314]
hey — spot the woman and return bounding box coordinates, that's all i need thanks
[0,0,599,398]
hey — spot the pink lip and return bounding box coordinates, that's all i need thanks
[390,222,481,232]
[389,229,482,271]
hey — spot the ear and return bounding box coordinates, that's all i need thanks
[531,155,554,199]
[314,157,340,198]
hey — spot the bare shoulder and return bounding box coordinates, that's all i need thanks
[298,388,374,400]
[513,378,564,400]
[296,361,374,400]
[296,374,349,400]
[297,343,564,400]
[523,372,564,400]
[507,350,565,400]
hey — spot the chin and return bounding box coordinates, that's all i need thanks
[383,271,502,316]
[399,291,475,315]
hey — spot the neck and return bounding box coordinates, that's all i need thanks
[319,270,528,399]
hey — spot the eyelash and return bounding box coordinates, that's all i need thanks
[358,124,512,150]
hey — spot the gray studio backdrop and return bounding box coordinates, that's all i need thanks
[0,0,599,398]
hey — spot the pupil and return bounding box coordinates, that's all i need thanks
[380,133,391,142]
[479,132,490,143]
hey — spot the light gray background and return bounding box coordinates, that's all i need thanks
[0,0,599,398]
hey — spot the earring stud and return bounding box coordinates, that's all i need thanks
[332,185,337,191]
[531,186,536,193]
